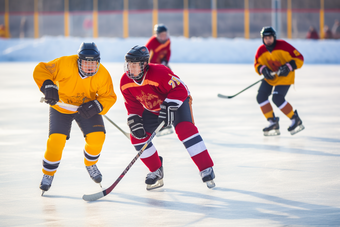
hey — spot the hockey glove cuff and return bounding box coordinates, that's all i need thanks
[278,60,297,77]
[259,65,275,80]
[127,114,147,139]
[40,80,59,106]
[78,100,103,119]
[158,101,180,127]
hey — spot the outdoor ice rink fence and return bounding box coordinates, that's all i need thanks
[0,0,340,39]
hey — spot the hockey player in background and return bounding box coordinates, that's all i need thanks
[146,24,173,136]
[33,42,117,195]
[120,45,215,190]
[254,26,305,136]
[146,24,171,68]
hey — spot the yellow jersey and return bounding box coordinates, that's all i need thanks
[254,40,304,86]
[33,55,117,114]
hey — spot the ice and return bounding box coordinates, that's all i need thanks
[0,63,340,226]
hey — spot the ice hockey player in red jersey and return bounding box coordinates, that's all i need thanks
[33,42,117,195]
[254,27,305,136]
[120,45,215,190]
[146,24,173,136]
[145,24,171,68]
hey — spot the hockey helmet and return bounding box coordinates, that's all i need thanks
[154,24,168,34]
[260,26,277,51]
[124,45,150,80]
[260,26,276,38]
[77,42,101,77]
[154,24,169,43]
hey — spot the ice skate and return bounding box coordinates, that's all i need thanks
[40,174,54,195]
[200,167,215,189]
[146,156,164,190]
[288,110,305,135]
[86,164,102,186]
[263,116,280,136]
[156,125,174,137]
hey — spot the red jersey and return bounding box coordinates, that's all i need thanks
[120,63,189,116]
[145,36,171,64]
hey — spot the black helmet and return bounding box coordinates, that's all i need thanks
[124,45,149,80]
[77,42,100,77]
[260,26,277,52]
[260,26,276,38]
[154,24,167,34]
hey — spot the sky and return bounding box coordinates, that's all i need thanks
[0,36,340,64]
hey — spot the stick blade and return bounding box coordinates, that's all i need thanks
[82,191,105,201]
[217,93,233,99]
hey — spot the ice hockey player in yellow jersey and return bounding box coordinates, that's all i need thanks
[254,27,305,136]
[33,42,117,195]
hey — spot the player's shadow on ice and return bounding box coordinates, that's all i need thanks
[109,187,340,226]
[41,194,81,200]
[306,136,340,143]
[213,142,340,157]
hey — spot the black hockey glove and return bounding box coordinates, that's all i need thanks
[127,115,147,139]
[77,100,103,119]
[158,101,179,127]
[258,65,274,80]
[40,80,59,106]
[278,60,296,77]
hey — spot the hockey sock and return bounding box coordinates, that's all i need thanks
[259,100,274,119]
[175,122,213,171]
[140,152,162,172]
[84,131,105,166]
[278,101,294,119]
[43,133,67,175]
[131,133,160,172]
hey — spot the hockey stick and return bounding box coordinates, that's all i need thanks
[40,97,130,139]
[103,115,130,139]
[217,79,263,99]
[82,121,165,201]
[217,71,277,99]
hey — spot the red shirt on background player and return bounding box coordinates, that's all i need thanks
[145,24,171,68]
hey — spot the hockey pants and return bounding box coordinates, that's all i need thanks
[130,96,214,172]
[256,80,295,119]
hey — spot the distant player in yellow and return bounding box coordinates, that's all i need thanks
[33,42,117,195]
[254,27,305,136]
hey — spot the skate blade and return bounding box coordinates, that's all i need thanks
[146,179,164,190]
[156,128,174,137]
[41,190,46,196]
[289,124,305,135]
[206,180,215,189]
[264,129,280,136]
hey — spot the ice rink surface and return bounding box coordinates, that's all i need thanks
[0,63,339,226]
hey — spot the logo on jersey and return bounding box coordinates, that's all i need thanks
[136,91,163,110]
[46,63,56,74]
[293,49,301,57]
[168,75,181,88]
[267,59,281,72]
